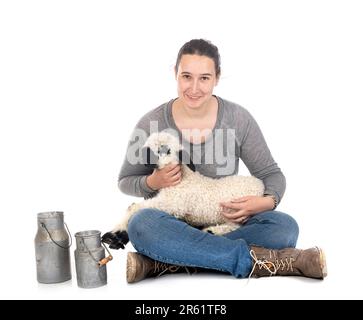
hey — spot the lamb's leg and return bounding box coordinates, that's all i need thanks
[112,202,142,232]
[202,222,240,235]
[101,202,142,250]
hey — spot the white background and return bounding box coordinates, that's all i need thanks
[1,0,362,300]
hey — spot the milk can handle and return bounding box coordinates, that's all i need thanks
[81,239,113,267]
[41,222,73,249]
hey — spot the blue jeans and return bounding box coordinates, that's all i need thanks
[128,209,299,278]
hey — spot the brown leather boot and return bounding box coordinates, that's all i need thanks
[249,246,327,279]
[126,252,197,283]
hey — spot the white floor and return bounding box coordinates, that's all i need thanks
[1,233,359,300]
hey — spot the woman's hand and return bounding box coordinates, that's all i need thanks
[146,164,182,190]
[219,196,275,223]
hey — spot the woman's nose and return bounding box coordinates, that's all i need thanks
[191,80,199,93]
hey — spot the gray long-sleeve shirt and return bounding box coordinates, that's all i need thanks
[118,96,286,203]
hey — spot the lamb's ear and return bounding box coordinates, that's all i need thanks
[178,150,195,172]
[142,147,158,169]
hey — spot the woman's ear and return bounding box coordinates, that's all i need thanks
[142,147,158,169]
[178,150,195,172]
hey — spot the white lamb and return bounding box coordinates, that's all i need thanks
[102,132,264,249]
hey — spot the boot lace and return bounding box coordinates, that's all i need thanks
[248,249,296,279]
[249,250,277,278]
[153,261,196,277]
[271,250,295,272]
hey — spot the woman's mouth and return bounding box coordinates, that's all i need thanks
[186,94,202,101]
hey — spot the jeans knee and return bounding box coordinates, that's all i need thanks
[128,209,150,244]
[274,212,299,247]
[127,208,166,247]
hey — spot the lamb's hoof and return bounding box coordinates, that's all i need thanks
[101,231,129,250]
[202,226,215,234]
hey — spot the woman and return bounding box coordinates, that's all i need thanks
[115,39,327,283]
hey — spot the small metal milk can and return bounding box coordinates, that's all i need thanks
[74,230,113,288]
[35,211,72,284]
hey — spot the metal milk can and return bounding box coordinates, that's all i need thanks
[74,230,113,289]
[35,211,72,283]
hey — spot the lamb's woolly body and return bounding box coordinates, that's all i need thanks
[113,132,265,236]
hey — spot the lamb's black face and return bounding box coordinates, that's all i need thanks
[142,143,177,169]
[142,147,158,169]
[158,145,171,156]
[142,144,195,172]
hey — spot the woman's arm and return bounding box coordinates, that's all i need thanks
[118,161,157,199]
[117,121,157,199]
[118,161,183,200]
[239,110,286,204]
[220,110,285,220]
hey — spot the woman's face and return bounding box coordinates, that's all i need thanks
[175,54,219,110]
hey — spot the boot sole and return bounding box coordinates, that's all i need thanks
[126,252,138,283]
[317,247,328,278]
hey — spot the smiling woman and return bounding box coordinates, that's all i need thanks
[173,41,220,143]
[105,39,327,284]
[175,54,218,109]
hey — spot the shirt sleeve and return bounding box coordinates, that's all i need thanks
[117,124,158,199]
[239,111,286,204]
